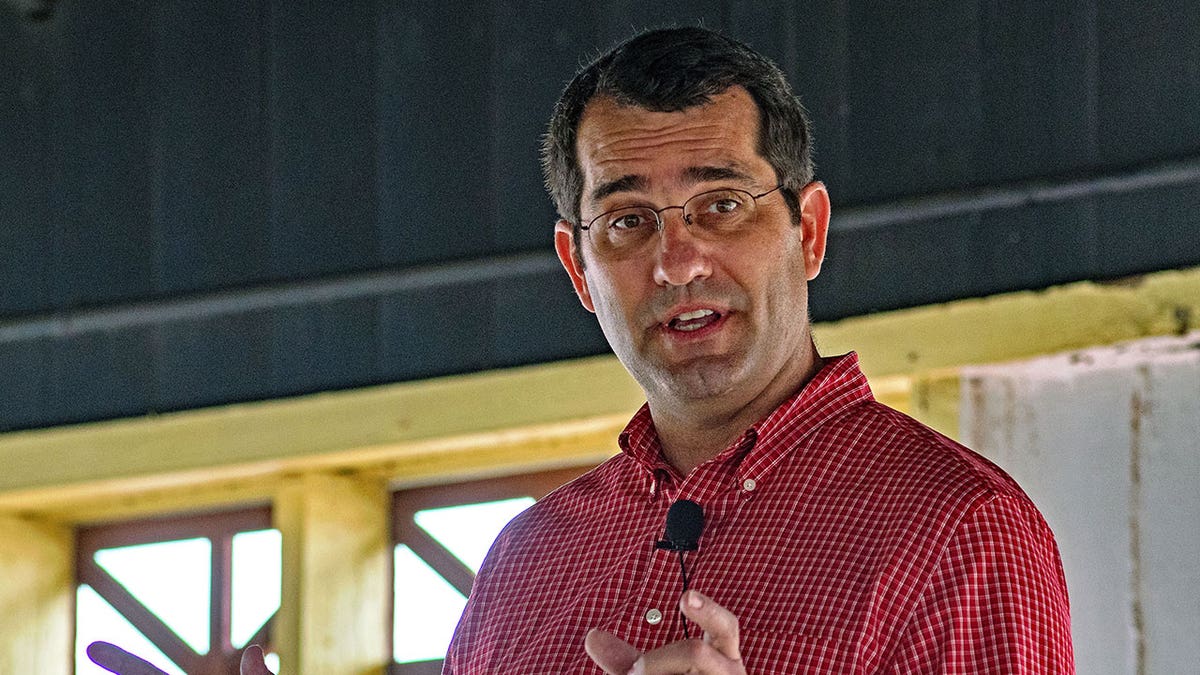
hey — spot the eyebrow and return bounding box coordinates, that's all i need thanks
[589,174,647,204]
[682,165,755,184]
[588,165,756,205]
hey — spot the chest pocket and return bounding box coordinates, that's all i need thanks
[741,631,860,674]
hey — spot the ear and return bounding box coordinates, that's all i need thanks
[554,219,596,313]
[796,182,830,280]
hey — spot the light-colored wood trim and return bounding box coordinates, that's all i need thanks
[816,266,1200,377]
[0,515,73,675]
[274,473,390,675]
[0,415,627,524]
[0,356,642,492]
[1,265,1197,523]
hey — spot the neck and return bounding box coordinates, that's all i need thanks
[652,345,825,475]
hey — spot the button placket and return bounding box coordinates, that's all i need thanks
[633,495,691,638]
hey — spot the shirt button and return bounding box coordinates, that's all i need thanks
[645,608,663,625]
[742,478,757,492]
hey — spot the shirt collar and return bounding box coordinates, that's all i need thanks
[618,353,875,482]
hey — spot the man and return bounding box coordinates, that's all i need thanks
[444,26,1073,674]
[92,24,1072,675]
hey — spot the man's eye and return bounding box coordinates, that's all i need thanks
[609,212,647,230]
[707,198,743,213]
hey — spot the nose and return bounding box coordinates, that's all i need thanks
[652,208,712,287]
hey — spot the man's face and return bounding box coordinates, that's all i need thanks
[554,87,829,409]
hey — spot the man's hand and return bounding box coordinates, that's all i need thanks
[240,645,275,675]
[85,641,274,675]
[585,590,747,674]
[86,642,166,675]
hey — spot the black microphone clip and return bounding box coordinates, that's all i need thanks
[655,499,704,551]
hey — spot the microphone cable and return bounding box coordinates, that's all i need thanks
[655,499,704,639]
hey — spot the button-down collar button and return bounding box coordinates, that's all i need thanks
[645,608,663,625]
[742,478,757,492]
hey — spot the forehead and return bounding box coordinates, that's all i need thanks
[575,87,769,197]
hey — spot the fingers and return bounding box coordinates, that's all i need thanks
[629,593,746,674]
[240,645,275,675]
[630,638,744,675]
[85,641,168,675]
[586,592,746,675]
[680,590,741,662]
[585,629,641,674]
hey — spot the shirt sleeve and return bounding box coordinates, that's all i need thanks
[886,494,1074,673]
[443,520,515,674]
[442,548,496,674]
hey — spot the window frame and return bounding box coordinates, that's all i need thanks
[75,505,276,675]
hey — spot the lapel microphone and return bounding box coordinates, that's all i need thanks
[655,499,704,638]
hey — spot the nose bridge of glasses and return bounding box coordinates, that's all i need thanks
[653,203,690,229]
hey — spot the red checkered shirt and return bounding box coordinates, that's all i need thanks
[445,353,1074,673]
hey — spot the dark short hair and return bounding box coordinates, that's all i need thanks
[542,26,815,254]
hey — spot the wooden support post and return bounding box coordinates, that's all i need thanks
[0,515,73,675]
[274,472,390,675]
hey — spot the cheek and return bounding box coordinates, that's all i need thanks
[587,272,637,325]
[750,245,808,312]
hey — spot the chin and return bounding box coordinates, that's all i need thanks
[660,359,748,401]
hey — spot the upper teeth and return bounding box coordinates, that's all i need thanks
[675,309,715,321]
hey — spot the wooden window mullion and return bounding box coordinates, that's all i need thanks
[395,519,476,597]
[80,559,205,673]
[211,533,234,655]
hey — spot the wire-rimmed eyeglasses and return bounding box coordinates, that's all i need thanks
[580,185,784,259]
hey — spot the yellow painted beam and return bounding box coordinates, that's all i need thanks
[0,516,73,675]
[0,414,626,524]
[816,266,1200,378]
[274,473,390,675]
[0,356,642,519]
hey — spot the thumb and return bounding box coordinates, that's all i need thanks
[240,645,274,675]
[584,629,640,674]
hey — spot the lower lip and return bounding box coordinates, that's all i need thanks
[660,313,729,341]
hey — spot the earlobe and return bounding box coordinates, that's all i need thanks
[797,182,831,281]
[554,220,596,313]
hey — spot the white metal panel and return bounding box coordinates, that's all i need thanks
[962,332,1200,675]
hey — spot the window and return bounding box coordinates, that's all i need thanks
[75,507,281,675]
[390,466,591,673]
[72,466,594,674]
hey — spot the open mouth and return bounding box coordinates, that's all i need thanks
[667,308,723,332]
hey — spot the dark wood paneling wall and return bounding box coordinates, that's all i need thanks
[1,0,1198,430]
